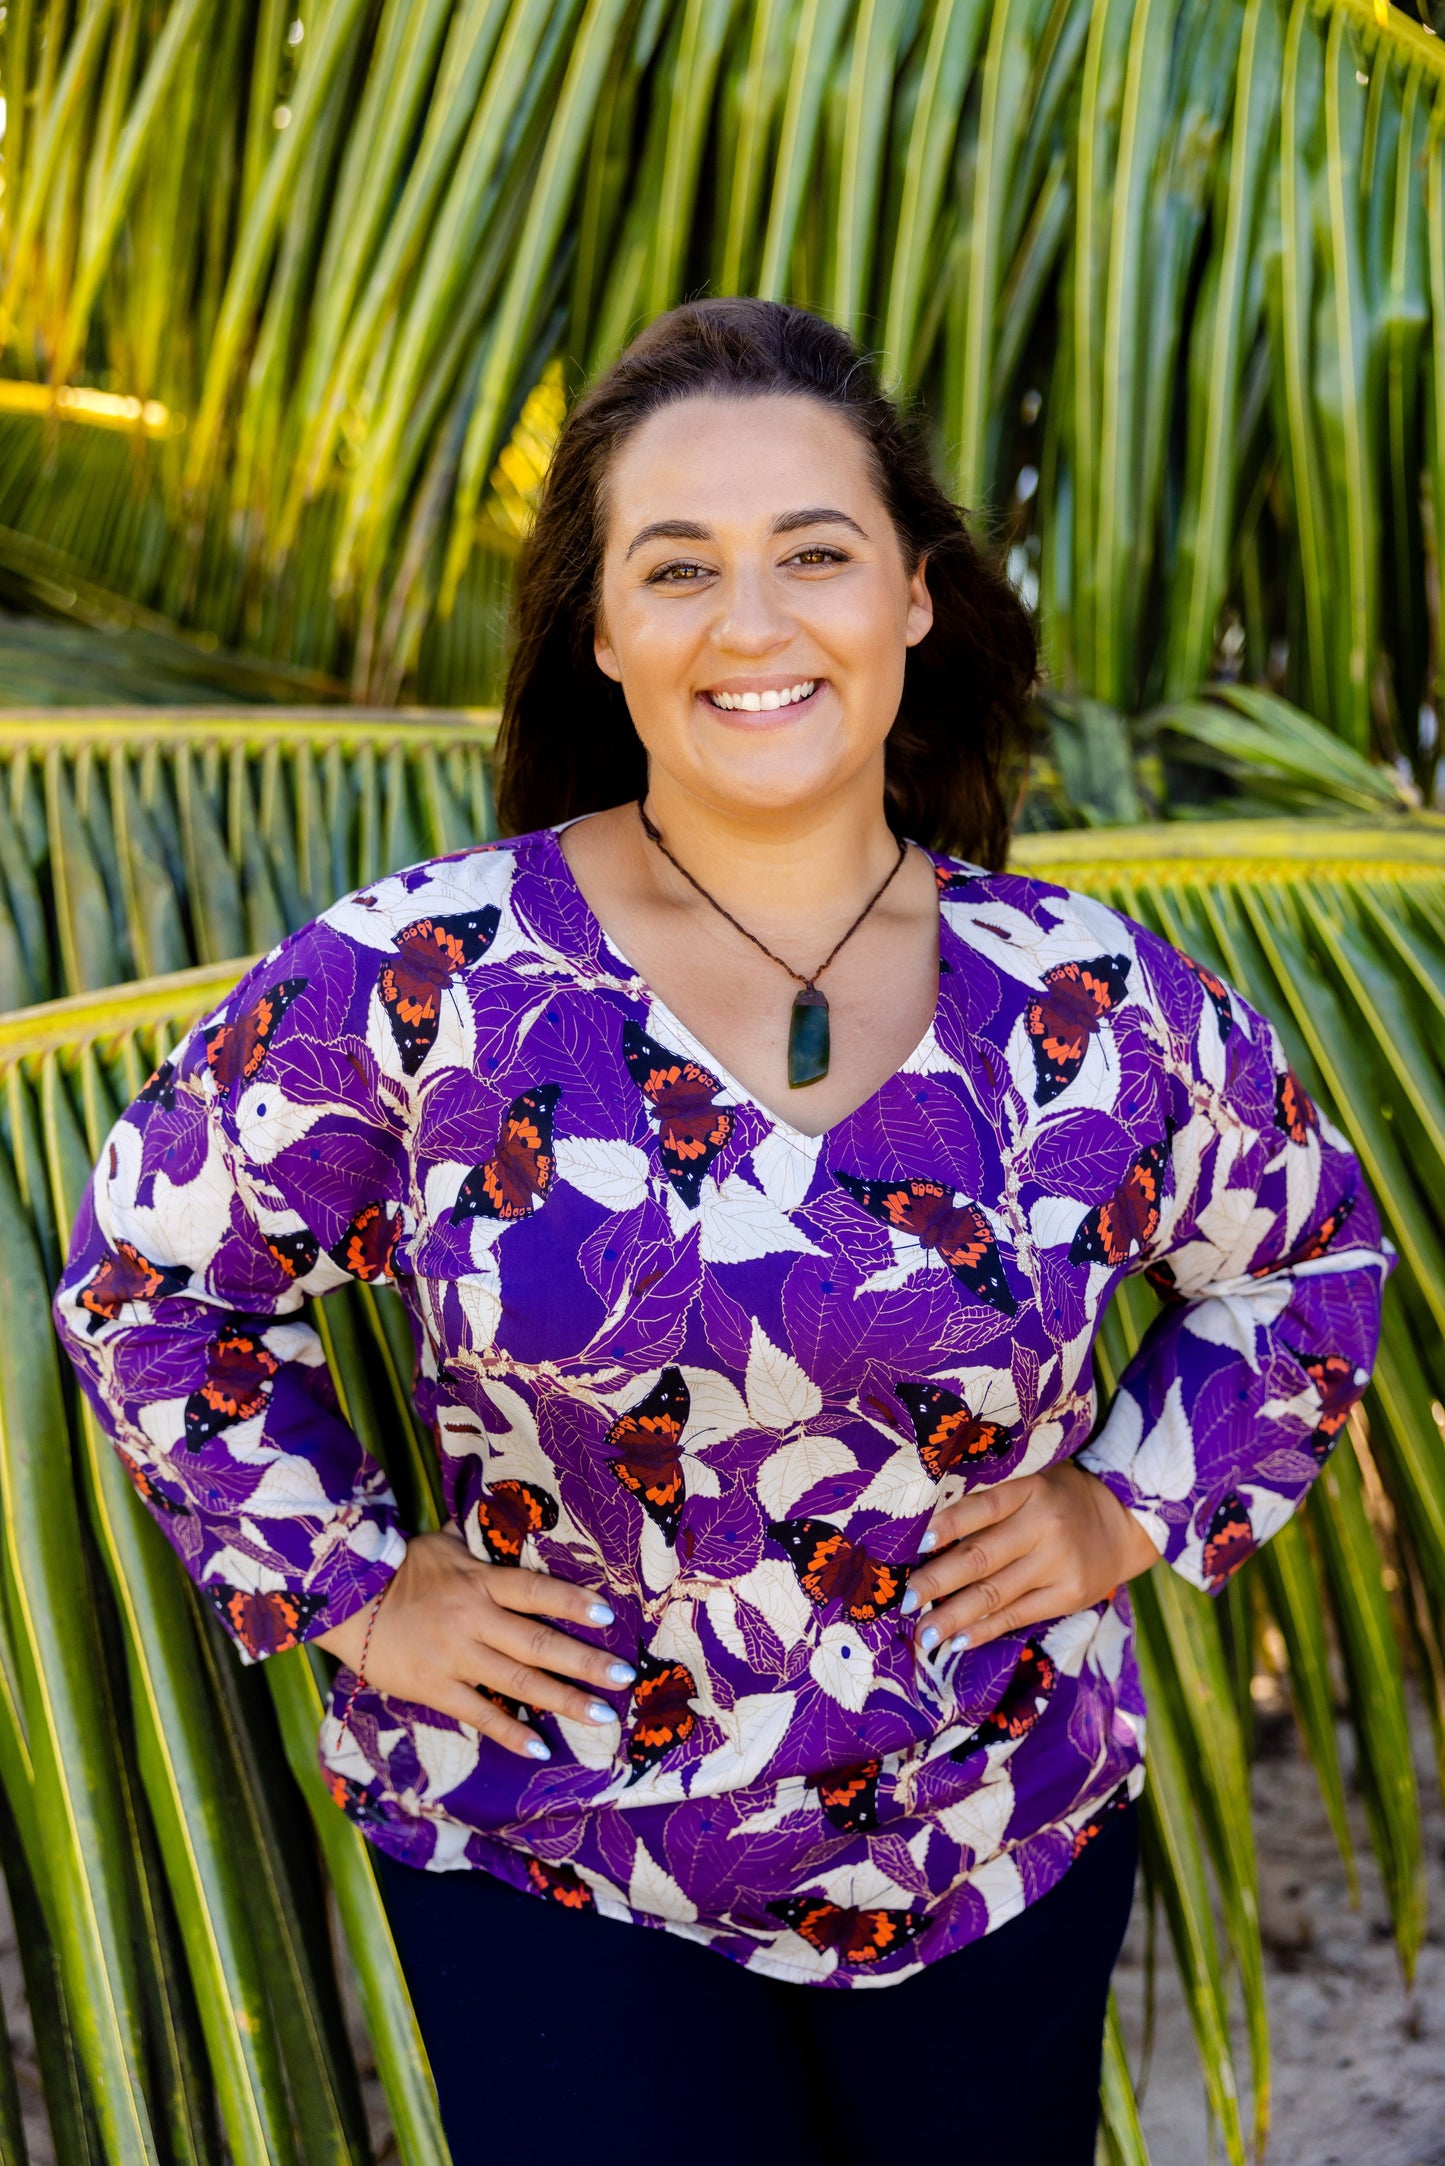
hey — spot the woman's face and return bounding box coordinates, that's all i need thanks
[593,393,933,820]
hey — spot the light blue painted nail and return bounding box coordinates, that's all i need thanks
[918,1529,938,1554]
[950,1633,971,1652]
[588,1601,616,1626]
[919,1624,940,1653]
[900,1587,920,1615]
[607,1661,637,1685]
[525,1738,551,1760]
[586,1701,617,1725]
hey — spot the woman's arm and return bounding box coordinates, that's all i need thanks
[902,930,1394,1653]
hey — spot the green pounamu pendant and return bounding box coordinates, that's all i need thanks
[788,986,830,1087]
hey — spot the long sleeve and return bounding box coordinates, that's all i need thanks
[1077,930,1394,1593]
[53,920,410,1661]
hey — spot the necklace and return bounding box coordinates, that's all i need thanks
[636,801,910,1089]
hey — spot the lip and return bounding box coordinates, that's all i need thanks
[696,677,826,720]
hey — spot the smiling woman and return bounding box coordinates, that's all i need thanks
[51,301,1392,2166]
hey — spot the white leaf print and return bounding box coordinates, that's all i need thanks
[555,1708,625,1770]
[1040,1608,1102,1678]
[1197,1187,1277,1279]
[685,1458,722,1499]
[1282,1136,1321,1249]
[1087,1605,1129,1684]
[756,1433,857,1519]
[697,1174,825,1267]
[1241,1484,1297,1548]
[453,1272,502,1352]
[728,1560,814,1650]
[750,1127,822,1213]
[410,1718,481,1802]
[232,1082,338,1165]
[1132,1378,1196,1501]
[746,1320,822,1430]
[1077,1388,1142,1477]
[851,1454,935,1520]
[554,1136,651,1213]
[639,1515,682,1593]
[629,1840,697,1923]
[934,1779,1016,1859]
[970,1847,1026,1930]
[733,1776,811,1834]
[678,1368,751,1449]
[1012,1419,1066,1479]
[703,1590,749,1662]
[243,1458,333,1515]
[693,1692,795,1793]
[814,1857,915,1910]
[809,1623,874,1711]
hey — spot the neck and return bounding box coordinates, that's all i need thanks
[636,763,903,922]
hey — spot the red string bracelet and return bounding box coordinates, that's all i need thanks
[335,1576,394,1746]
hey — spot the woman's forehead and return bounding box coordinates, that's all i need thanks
[602,393,879,536]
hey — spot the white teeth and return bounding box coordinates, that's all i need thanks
[707,680,816,712]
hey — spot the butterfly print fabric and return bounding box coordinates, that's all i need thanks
[54,824,1392,1987]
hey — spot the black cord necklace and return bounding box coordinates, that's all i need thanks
[636,801,910,1089]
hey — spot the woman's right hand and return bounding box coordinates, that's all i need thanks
[313,1529,635,1760]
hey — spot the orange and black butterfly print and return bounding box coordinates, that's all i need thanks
[1024,953,1131,1104]
[950,1639,1058,1760]
[834,1174,1018,1314]
[1144,1258,1185,1305]
[206,1583,326,1659]
[605,1366,690,1543]
[524,1856,595,1910]
[78,1240,189,1333]
[625,1647,698,1780]
[1181,952,1233,1040]
[116,1446,190,1515]
[622,1023,733,1207]
[1276,1067,1319,1146]
[1071,1783,1131,1860]
[895,1380,1016,1482]
[935,865,980,895]
[1201,1490,1255,1589]
[1287,1346,1363,1464]
[378,907,501,1074]
[766,1895,924,1966]
[328,1200,401,1281]
[1068,1134,1171,1267]
[184,1324,280,1448]
[473,1479,559,1563]
[809,1757,883,1833]
[204,977,306,1098]
[451,1085,560,1224]
[1257,1189,1357,1278]
[136,1060,177,1110]
[767,1518,908,1623]
[325,1772,388,1827]
[265,1227,320,1280]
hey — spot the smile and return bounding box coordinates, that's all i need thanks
[702,680,819,712]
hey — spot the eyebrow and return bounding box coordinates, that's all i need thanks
[623,506,868,561]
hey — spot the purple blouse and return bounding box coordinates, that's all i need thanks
[54,826,1391,1986]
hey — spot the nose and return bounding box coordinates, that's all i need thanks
[709,561,794,657]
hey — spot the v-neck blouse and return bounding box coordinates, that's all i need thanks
[55,825,1391,1987]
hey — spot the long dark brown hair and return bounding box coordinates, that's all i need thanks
[494,298,1036,866]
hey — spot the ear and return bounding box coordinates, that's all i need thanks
[904,553,934,649]
[593,624,622,683]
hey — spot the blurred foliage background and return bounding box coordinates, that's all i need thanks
[3,1,1445,2162]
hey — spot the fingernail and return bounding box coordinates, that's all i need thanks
[900,1587,920,1615]
[919,1624,940,1653]
[950,1633,971,1652]
[606,1661,637,1685]
[587,1601,616,1626]
[918,1529,937,1554]
[526,1739,551,1760]
[586,1701,617,1725]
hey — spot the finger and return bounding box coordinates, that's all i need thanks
[482,1600,637,1693]
[917,1478,1032,1558]
[904,1506,1035,1613]
[427,1678,555,1762]
[918,1559,1057,1654]
[470,1622,628,1732]
[483,1563,619,1634]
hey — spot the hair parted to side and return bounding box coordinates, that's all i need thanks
[494,297,1037,866]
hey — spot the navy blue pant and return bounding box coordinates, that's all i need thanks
[378,1801,1137,2166]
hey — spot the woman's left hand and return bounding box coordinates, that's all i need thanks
[902,1461,1162,1655]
